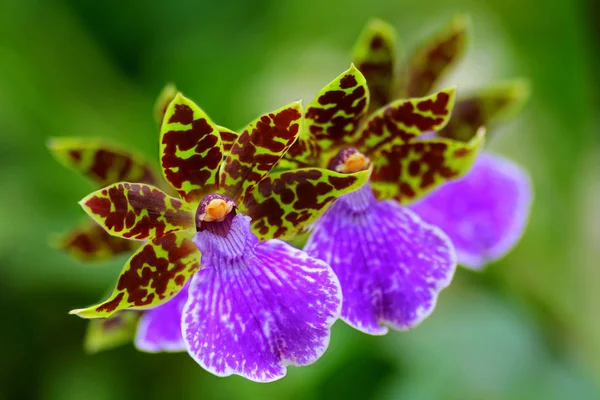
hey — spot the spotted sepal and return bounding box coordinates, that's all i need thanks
[304,65,369,151]
[219,101,303,201]
[70,231,200,318]
[216,125,239,153]
[80,183,194,241]
[439,79,531,142]
[48,138,161,187]
[353,19,397,111]
[402,15,469,98]
[84,311,140,353]
[154,83,178,126]
[241,167,370,240]
[160,93,224,203]
[52,221,139,262]
[370,127,485,204]
[352,87,456,153]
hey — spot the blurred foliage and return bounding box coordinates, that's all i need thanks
[0,0,598,399]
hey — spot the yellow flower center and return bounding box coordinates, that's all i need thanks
[202,199,232,222]
[337,152,369,173]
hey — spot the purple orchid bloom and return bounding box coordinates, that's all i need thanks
[68,93,370,381]
[279,65,486,334]
[353,16,533,270]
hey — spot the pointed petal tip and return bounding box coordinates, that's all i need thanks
[444,85,458,107]
[445,85,458,94]
[276,100,305,125]
[506,78,532,101]
[164,92,190,113]
[451,13,472,30]
[172,91,186,102]
[47,137,67,162]
[78,195,92,211]
[273,99,304,114]
[69,309,107,319]
[366,17,395,30]
[46,136,61,150]
[69,308,93,318]
[162,82,177,92]
[472,126,487,143]
[357,18,396,46]
[47,233,61,249]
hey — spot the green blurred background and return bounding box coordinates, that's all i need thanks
[1,0,598,398]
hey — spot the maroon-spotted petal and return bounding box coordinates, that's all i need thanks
[401,15,469,98]
[48,138,161,188]
[438,80,530,142]
[160,93,224,203]
[54,221,139,261]
[353,19,397,111]
[219,101,303,201]
[80,183,194,241]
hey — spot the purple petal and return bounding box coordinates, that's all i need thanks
[183,214,341,382]
[134,284,189,353]
[410,152,533,269]
[305,184,456,335]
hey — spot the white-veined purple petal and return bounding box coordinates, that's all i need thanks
[183,214,341,382]
[410,152,533,269]
[305,184,456,335]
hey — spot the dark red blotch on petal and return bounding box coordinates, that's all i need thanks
[306,75,367,144]
[95,234,198,313]
[162,104,222,198]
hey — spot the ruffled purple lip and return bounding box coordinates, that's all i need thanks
[181,214,342,382]
[305,183,456,335]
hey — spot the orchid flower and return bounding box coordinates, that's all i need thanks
[48,84,239,352]
[353,16,533,269]
[67,93,370,381]
[279,65,486,334]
